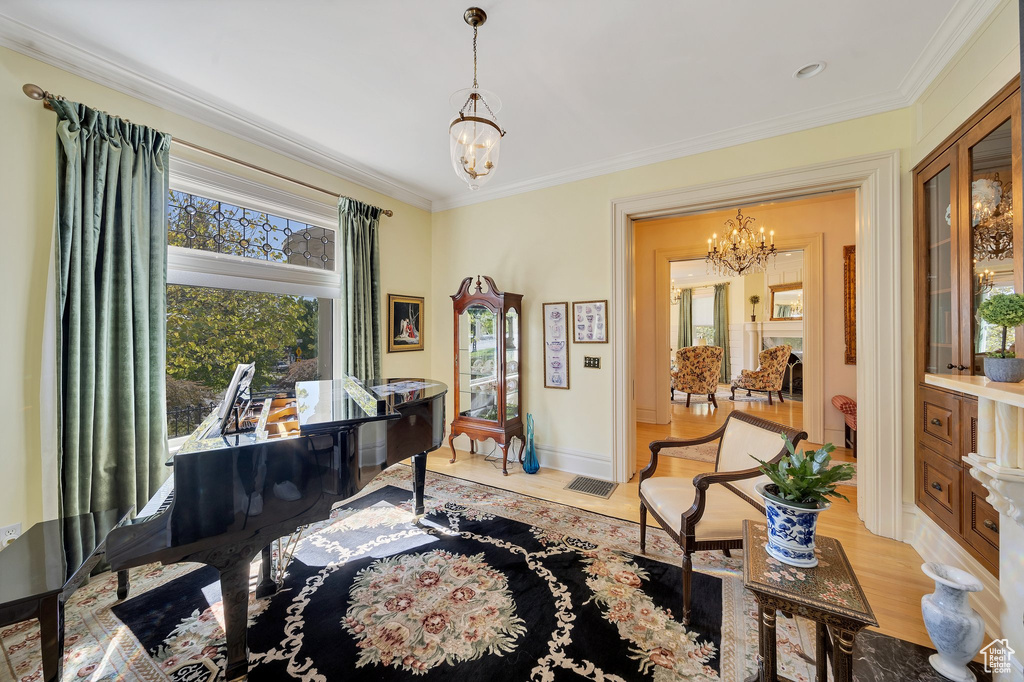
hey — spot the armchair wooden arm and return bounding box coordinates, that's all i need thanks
[641,423,728,482]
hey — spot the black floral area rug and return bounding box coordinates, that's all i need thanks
[3,467,835,681]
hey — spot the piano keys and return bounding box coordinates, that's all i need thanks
[106,370,446,680]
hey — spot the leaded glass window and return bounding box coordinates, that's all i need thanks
[168,190,335,270]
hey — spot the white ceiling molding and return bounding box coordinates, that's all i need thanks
[0,13,434,212]
[430,0,1001,212]
[896,0,1004,105]
[1,0,1000,215]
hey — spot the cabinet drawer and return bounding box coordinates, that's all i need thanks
[919,386,960,462]
[962,472,999,570]
[917,443,962,534]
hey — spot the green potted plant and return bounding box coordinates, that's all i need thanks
[977,293,1024,382]
[752,436,855,567]
[749,294,760,322]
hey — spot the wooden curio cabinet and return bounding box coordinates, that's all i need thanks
[448,276,524,475]
[913,79,1022,575]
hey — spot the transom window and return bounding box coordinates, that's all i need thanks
[168,190,336,270]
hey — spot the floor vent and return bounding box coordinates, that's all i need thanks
[565,476,618,499]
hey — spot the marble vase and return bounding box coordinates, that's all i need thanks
[920,563,985,682]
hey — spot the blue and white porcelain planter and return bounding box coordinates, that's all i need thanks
[755,482,828,568]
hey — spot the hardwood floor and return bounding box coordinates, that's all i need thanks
[424,391,934,649]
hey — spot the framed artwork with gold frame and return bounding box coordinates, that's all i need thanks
[572,300,608,343]
[844,245,856,364]
[387,294,425,352]
[768,283,803,321]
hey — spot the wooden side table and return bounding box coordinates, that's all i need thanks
[742,520,877,682]
[0,508,133,682]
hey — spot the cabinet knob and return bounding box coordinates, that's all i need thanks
[983,519,998,533]
[930,417,942,426]
[958,364,969,371]
[931,481,943,492]
[946,363,956,370]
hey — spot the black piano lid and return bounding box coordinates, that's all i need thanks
[295,376,402,434]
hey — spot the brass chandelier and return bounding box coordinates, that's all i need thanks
[449,7,506,190]
[705,209,777,276]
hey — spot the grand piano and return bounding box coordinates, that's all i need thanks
[106,366,447,680]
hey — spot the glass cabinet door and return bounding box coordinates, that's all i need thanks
[505,308,520,420]
[919,149,960,376]
[964,104,1019,375]
[458,304,499,421]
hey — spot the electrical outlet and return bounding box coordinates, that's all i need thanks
[1,523,21,549]
[584,356,601,369]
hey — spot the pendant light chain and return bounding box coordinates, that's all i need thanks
[472,25,478,89]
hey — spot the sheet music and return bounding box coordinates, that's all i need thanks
[368,380,434,396]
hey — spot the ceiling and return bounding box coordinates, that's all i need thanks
[0,0,997,211]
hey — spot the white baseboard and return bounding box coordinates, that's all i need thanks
[636,407,657,424]
[535,444,614,481]
[449,434,614,481]
[823,427,846,446]
[905,504,1000,639]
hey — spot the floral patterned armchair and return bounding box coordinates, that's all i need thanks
[671,346,724,408]
[730,344,791,405]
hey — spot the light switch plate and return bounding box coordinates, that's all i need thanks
[584,356,601,369]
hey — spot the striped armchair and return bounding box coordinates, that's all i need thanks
[730,344,791,405]
[671,346,724,408]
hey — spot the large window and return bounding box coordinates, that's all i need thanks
[692,291,715,344]
[165,166,339,440]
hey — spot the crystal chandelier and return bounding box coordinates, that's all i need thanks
[670,279,682,303]
[705,209,777,276]
[449,7,506,190]
[972,174,1014,262]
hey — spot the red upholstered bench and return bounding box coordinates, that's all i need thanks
[831,395,857,458]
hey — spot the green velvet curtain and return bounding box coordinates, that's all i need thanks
[51,99,171,518]
[713,283,730,384]
[678,288,693,348]
[338,197,382,381]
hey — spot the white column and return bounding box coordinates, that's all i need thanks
[977,397,995,460]
[994,402,1018,469]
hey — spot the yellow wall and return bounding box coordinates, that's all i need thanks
[634,193,858,441]
[431,110,912,479]
[0,46,432,530]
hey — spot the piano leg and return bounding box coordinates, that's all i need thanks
[412,451,427,516]
[255,545,278,599]
[219,560,251,681]
[117,569,130,600]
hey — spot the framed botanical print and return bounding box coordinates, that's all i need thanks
[572,300,608,343]
[387,294,424,352]
[543,302,570,389]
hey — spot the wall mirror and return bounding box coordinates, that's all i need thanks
[769,282,803,321]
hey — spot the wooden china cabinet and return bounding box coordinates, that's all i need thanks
[913,79,1022,575]
[449,276,524,475]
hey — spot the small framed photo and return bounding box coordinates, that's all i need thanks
[572,300,608,343]
[387,294,424,352]
[543,302,570,389]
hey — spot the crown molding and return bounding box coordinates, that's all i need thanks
[432,88,909,211]
[2,0,1001,215]
[0,13,434,212]
[432,0,1002,212]
[896,0,1004,105]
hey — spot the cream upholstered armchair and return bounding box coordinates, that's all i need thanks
[639,412,806,624]
[730,344,792,405]
[670,346,725,407]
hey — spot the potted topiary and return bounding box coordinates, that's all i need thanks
[752,436,855,567]
[977,292,1024,382]
[749,294,760,322]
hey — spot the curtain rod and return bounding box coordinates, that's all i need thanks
[22,83,394,218]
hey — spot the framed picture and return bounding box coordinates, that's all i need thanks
[572,300,608,343]
[387,294,424,352]
[843,245,856,364]
[543,302,570,389]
